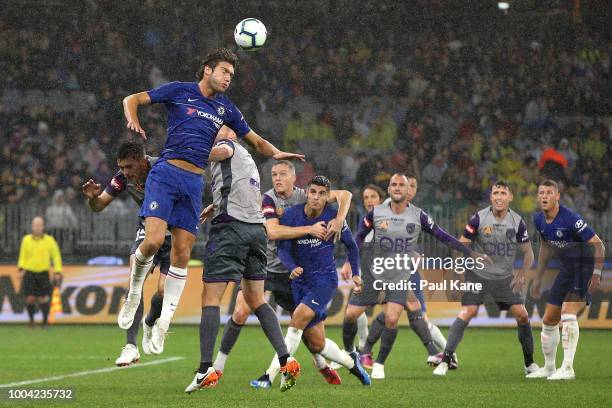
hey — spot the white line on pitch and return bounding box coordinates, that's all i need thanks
[0,356,185,388]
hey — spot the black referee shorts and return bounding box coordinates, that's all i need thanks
[22,271,52,297]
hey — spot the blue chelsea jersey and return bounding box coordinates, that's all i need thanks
[277,204,360,277]
[533,205,595,262]
[147,81,251,169]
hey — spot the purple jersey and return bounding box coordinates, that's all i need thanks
[147,81,250,169]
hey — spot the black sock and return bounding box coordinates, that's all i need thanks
[199,306,221,371]
[408,310,438,355]
[517,322,534,367]
[40,302,50,324]
[198,362,212,374]
[375,326,398,364]
[219,317,244,355]
[126,297,144,346]
[363,312,385,353]
[253,303,289,359]
[278,354,289,367]
[26,304,36,323]
[145,293,164,327]
[342,319,358,352]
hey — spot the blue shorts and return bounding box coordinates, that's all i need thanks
[291,272,338,330]
[548,262,593,306]
[409,272,426,312]
[140,161,204,235]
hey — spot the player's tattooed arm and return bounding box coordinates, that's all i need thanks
[325,190,352,241]
[587,234,605,293]
[531,241,554,299]
[122,91,151,140]
[243,130,305,161]
[82,179,114,212]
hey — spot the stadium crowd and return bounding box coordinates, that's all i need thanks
[1,0,610,238]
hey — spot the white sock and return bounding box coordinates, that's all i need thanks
[541,323,560,370]
[213,351,228,372]
[284,326,303,354]
[428,321,447,351]
[320,338,354,369]
[128,248,154,298]
[561,314,579,369]
[312,353,327,370]
[356,313,369,350]
[158,266,187,329]
[266,327,303,382]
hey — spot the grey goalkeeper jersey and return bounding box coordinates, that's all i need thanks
[209,141,264,224]
[462,206,530,280]
[261,187,307,274]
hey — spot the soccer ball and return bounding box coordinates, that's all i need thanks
[234,18,267,51]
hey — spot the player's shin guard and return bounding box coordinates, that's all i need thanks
[214,317,244,372]
[254,304,291,360]
[356,313,369,350]
[40,302,50,324]
[541,323,560,370]
[428,321,447,351]
[445,318,468,356]
[321,338,354,369]
[561,314,579,369]
[145,293,163,327]
[363,312,385,353]
[342,319,358,352]
[199,306,221,374]
[129,248,154,297]
[159,266,187,327]
[408,310,438,355]
[312,353,327,370]
[126,297,144,346]
[376,326,398,364]
[517,322,535,367]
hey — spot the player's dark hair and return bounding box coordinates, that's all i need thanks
[117,141,145,161]
[492,180,511,191]
[539,179,559,191]
[363,184,385,200]
[196,47,239,80]
[308,175,331,192]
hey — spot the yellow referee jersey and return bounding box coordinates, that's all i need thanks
[17,234,63,273]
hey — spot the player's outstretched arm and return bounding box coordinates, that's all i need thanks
[588,234,605,293]
[325,190,352,241]
[82,179,114,212]
[243,130,305,161]
[531,241,553,298]
[122,91,151,139]
[422,213,488,262]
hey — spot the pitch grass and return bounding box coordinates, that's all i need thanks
[0,325,610,408]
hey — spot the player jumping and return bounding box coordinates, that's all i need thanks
[118,47,303,354]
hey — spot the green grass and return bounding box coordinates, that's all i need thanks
[0,325,610,407]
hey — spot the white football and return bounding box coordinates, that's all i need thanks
[234,18,267,51]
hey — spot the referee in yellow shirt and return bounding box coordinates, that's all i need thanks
[18,216,63,327]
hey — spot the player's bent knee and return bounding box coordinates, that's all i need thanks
[513,308,529,325]
[232,307,250,325]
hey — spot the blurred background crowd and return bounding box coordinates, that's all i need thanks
[0,0,610,260]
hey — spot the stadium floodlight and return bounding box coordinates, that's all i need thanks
[498,2,510,10]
